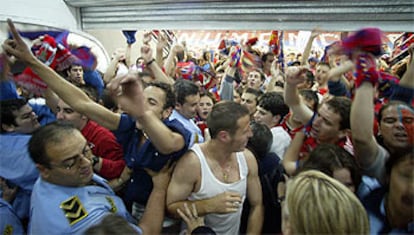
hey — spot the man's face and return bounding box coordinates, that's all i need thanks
[241,92,257,117]
[315,64,330,86]
[44,130,94,187]
[247,71,263,90]
[229,115,253,152]
[388,155,414,221]
[311,103,344,144]
[67,65,85,85]
[11,104,40,134]
[197,95,214,121]
[380,104,413,149]
[264,55,275,71]
[56,99,86,130]
[254,106,278,129]
[176,94,200,119]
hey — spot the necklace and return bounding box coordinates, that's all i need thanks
[218,163,232,182]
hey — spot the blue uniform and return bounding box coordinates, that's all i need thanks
[114,114,191,205]
[0,133,39,220]
[0,198,24,235]
[29,174,141,235]
[169,110,204,147]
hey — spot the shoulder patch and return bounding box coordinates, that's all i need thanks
[60,196,88,226]
[105,196,118,213]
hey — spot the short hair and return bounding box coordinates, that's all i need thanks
[207,101,249,138]
[147,81,176,110]
[247,122,273,159]
[79,84,99,102]
[84,214,138,235]
[250,68,266,82]
[261,52,274,63]
[298,144,362,190]
[316,61,331,69]
[199,91,217,104]
[385,146,414,181]
[173,79,199,105]
[377,100,408,124]
[243,87,263,101]
[28,121,77,168]
[324,96,351,130]
[299,89,319,112]
[0,98,27,132]
[285,170,369,234]
[257,92,289,118]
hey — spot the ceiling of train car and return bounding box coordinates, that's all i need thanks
[64,0,414,31]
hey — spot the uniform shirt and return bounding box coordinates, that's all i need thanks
[0,198,24,235]
[0,133,39,219]
[81,120,125,180]
[189,144,248,235]
[29,174,141,235]
[114,114,191,205]
[169,110,204,147]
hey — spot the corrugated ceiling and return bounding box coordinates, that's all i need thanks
[64,0,414,32]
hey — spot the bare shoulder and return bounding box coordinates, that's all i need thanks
[242,148,258,170]
[174,150,201,177]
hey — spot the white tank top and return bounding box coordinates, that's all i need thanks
[189,144,248,235]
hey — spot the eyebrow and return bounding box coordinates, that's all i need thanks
[60,142,88,163]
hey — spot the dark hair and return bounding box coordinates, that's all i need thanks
[257,92,289,119]
[299,89,319,112]
[298,144,362,190]
[84,214,138,235]
[200,91,217,104]
[247,122,273,159]
[261,52,275,63]
[79,84,99,102]
[385,146,414,179]
[0,98,28,132]
[317,61,331,69]
[250,68,266,82]
[324,96,352,130]
[377,100,407,124]
[207,101,249,138]
[173,79,199,105]
[28,121,77,168]
[243,87,263,101]
[147,81,176,110]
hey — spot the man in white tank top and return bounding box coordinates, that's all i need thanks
[167,101,264,234]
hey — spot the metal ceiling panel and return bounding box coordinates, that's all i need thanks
[64,0,414,31]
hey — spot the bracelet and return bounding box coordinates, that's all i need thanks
[146,59,156,66]
[92,156,99,166]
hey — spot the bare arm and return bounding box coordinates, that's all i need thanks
[399,45,414,87]
[164,43,182,78]
[3,19,120,130]
[282,131,306,176]
[284,67,314,124]
[138,162,175,235]
[141,44,174,85]
[350,54,379,168]
[156,32,168,67]
[301,30,319,66]
[244,149,264,235]
[103,49,125,84]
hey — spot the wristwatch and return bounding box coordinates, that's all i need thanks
[92,156,99,166]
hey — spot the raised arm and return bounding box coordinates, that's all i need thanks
[350,53,379,168]
[4,19,121,130]
[282,131,306,176]
[284,66,314,124]
[103,49,125,84]
[141,44,174,85]
[155,32,168,67]
[244,149,264,235]
[301,30,319,66]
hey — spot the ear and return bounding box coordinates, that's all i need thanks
[338,128,351,140]
[175,102,182,111]
[36,164,51,179]
[162,107,173,119]
[271,114,282,126]
[1,123,16,133]
[217,130,231,143]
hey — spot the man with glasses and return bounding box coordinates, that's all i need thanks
[28,121,172,234]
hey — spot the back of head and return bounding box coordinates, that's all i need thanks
[173,79,199,105]
[285,170,369,235]
[84,214,138,235]
[28,121,77,167]
[0,98,27,133]
[207,101,249,138]
[247,122,273,159]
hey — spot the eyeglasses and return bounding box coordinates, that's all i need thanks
[50,142,95,170]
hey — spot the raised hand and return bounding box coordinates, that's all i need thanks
[140,44,153,63]
[285,66,308,86]
[2,19,36,64]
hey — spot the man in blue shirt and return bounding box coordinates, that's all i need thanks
[28,121,172,234]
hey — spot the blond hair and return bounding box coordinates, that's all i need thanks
[285,170,369,235]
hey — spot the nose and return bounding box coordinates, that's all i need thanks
[56,111,64,120]
[79,154,92,167]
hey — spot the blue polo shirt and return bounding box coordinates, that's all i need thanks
[113,114,191,204]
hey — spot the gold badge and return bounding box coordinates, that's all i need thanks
[106,196,118,213]
[3,225,13,235]
[60,196,88,226]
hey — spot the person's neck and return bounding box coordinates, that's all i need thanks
[202,140,233,164]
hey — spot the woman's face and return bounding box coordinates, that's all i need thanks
[197,95,214,121]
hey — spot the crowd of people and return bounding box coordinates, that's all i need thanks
[1,18,413,234]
